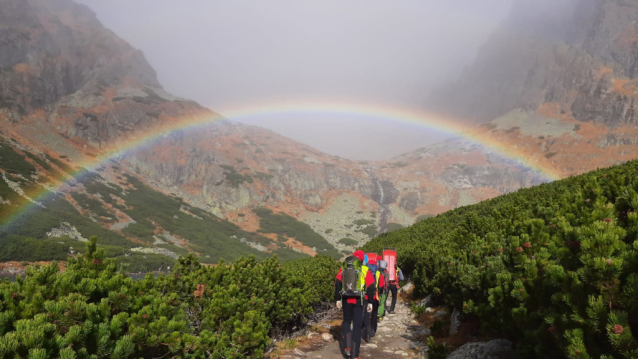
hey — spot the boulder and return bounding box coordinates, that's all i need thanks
[446,339,515,359]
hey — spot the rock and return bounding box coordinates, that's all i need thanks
[446,339,515,359]
[306,332,318,339]
[293,348,307,357]
[449,308,461,336]
[418,295,433,308]
[46,222,88,242]
[130,247,178,259]
[399,282,414,293]
[321,333,333,342]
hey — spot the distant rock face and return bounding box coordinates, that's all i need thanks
[0,0,209,148]
[446,339,515,359]
[431,0,638,129]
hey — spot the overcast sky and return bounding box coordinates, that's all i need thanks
[77,0,513,160]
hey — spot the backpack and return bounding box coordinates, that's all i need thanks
[378,260,388,271]
[380,269,389,292]
[341,256,365,297]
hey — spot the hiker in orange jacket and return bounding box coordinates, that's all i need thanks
[334,250,376,359]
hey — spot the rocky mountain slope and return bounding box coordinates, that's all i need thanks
[431,0,638,126]
[425,0,638,181]
[3,0,638,268]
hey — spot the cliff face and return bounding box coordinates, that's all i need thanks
[0,0,211,152]
[431,0,638,128]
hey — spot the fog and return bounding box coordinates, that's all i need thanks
[77,0,513,160]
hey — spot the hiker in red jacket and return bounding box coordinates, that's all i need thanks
[335,250,376,359]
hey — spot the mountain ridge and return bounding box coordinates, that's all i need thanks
[3,0,638,267]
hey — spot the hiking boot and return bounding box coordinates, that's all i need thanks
[363,336,371,343]
[344,347,351,358]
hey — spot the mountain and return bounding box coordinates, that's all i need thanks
[3,0,638,270]
[427,0,638,176]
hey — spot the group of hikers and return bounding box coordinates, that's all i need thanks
[334,249,405,359]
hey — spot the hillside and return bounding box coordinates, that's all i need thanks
[364,159,638,358]
[0,0,559,269]
[4,0,638,271]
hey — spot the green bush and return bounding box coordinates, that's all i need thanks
[364,160,638,358]
[427,336,447,359]
[339,238,357,246]
[411,302,427,316]
[70,192,113,220]
[121,220,155,240]
[0,237,332,359]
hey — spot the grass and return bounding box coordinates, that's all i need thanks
[0,235,70,262]
[122,222,156,242]
[70,192,114,220]
[356,225,378,239]
[354,219,374,226]
[120,175,273,262]
[253,207,340,259]
[44,154,75,175]
[0,140,36,177]
[1,192,130,247]
[386,222,405,232]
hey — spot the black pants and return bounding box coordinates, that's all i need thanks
[389,285,398,312]
[362,299,379,338]
[371,300,379,335]
[342,300,364,357]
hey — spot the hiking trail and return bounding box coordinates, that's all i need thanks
[270,297,429,358]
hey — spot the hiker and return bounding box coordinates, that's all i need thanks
[387,265,405,314]
[362,254,384,341]
[335,250,376,359]
[377,258,390,321]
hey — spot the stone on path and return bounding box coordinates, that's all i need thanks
[293,348,307,357]
[320,333,333,342]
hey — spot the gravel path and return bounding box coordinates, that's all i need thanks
[294,300,428,359]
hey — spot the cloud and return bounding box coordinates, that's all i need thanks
[77,0,513,159]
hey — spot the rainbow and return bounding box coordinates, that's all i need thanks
[0,101,562,229]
